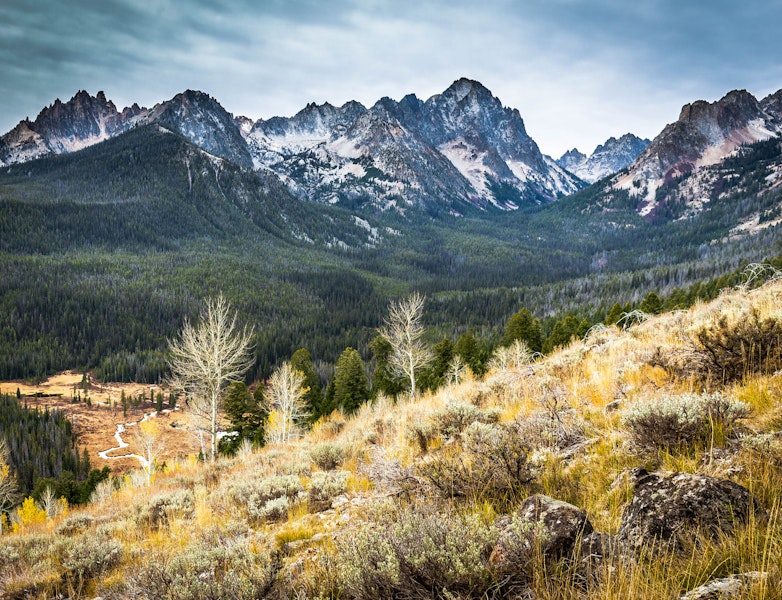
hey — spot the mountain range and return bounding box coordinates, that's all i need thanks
[3,79,781,224]
[0,79,640,215]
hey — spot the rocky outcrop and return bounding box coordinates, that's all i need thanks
[611,88,782,217]
[490,494,593,575]
[146,90,253,169]
[617,470,760,552]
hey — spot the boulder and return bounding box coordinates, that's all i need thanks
[679,571,767,599]
[618,470,760,552]
[491,494,593,574]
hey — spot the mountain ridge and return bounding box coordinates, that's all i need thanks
[1,79,587,214]
[557,133,650,183]
[610,88,782,218]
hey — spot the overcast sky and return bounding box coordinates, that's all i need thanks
[1,0,780,157]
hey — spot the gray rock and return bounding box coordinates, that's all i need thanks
[490,494,593,574]
[679,571,767,599]
[617,470,760,552]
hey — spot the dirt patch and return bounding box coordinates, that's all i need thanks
[1,372,202,474]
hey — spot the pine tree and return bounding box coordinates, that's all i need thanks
[501,307,543,353]
[332,348,370,414]
[369,335,404,398]
[290,348,323,422]
[454,329,485,375]
[221,381,268,452]
[640,291,663,315]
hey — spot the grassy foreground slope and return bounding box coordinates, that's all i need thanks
[3,275,782,600]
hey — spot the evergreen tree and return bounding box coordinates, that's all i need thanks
[421,338,454,391]
[543,314,582,353]
[454,329,486,375]
[501,307,543,353]
[604,302,624,326]
[369,335,404,399]
[290,348,323,422]
[332,347,370,414]
[221,381,268,453]
[640,291,663,315]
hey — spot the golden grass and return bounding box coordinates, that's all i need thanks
[6,280,782,598]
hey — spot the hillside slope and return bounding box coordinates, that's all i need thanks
[3,274,782,599]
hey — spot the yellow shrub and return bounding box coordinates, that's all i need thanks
[13,496,46,531]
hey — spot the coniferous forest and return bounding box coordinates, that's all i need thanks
[1,127,781,387]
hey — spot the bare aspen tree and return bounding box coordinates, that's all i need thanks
[39,486,66,519]
[135,419,165,486]
[0,438,19,534]
[267,362,308,444]
[381,292,433,399]
[168,295,254,461]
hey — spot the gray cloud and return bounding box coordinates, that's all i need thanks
[1,0,780,156]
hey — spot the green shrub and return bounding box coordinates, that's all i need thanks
[136,489,195,529]
[57,533,122,597]
[256,496,290,522]
[309,443,345,470]
[430,402,501,440]
[130,538,278,600]
[308,471,349,510]
[337,502,496,599]
[244,475,304,522]
[55,513,95,536]
[622,393,750,452]
[417,421,537,506]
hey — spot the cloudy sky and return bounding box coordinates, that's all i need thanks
[1,0,780,157]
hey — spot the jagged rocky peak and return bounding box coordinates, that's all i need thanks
[255,99,367,139]
[557,148,587,172]
[610,87,782,219]
[677,89,767,138]
[621,89,779,186]
[0,90,139,165]
[244,76,583,211]
[234,115,255,138]
[150,89,253,169]
[559,133,650,184]
[760,88,782,122]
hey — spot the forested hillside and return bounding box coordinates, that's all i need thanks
[1,121,781,384]
[0,394,108,503]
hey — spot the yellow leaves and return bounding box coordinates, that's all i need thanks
[13,496,46,531]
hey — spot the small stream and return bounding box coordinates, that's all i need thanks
[97,409,174,467]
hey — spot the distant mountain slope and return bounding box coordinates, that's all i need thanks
[610,89,782,217]
[0,89,251,169]
[248,78,584,212]
[556,133,650,183]
[0,124,382,253]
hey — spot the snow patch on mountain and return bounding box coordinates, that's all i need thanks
[438,138,493,196]
[557,134,650,184]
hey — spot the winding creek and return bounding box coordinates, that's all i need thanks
[97,409,174,467]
